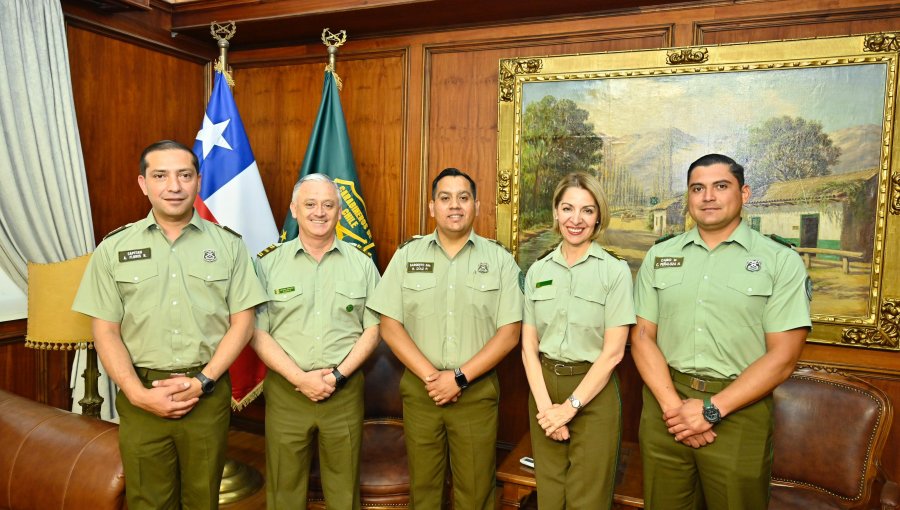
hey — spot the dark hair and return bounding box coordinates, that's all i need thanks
[139,140,199,176]
[687,154,744,186]
[431,168,477,199]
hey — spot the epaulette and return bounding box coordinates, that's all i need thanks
[604,248,625,261]
[487,238,512,253]
[217,224,243,238]
[537,246,556,261]
[103,223,132,240]
[767,234,795,248]
[397,235,423,250]
[257,244,278,258]
[654,233,676,245]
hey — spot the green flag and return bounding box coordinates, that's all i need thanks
[281,70,376,262]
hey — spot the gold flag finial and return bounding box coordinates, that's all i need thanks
[321,28,347,90]
[210,21,236,86]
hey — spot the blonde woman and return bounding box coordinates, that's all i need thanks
[522,172,636,509]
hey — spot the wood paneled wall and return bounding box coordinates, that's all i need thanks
[12,0,893,485]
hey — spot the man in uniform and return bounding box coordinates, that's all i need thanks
[631,153,812,509]
[367,167,523,510]
[73,140,268,509]
[251,173,380,509]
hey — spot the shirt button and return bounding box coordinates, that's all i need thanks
[449,285,454,289]
[747,288,752,292]
[703,275,709,280]
[448,311,453,315]
[172,300,178,306]
[171,248,176,253]
[316,336,321,340]
[206,275,212,280]
[697,299,703,304]
[697,328,703,332]
[416,284,421,289]
[173,329,179,334]
[659,282,665,287]
[316,311,320,315]
[171,273,176,278]
[561,309,567,315]
[480,285,485,289]
[133,276,139,281]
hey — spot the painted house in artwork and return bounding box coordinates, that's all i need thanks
[743,168,878,261]
[650,196,686,236]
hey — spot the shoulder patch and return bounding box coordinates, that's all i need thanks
[487,238,512,253]
[767,234,795,248]
[216,224,243,238]
[654,233,676,245]
[397,235,423,250]
[604,248,625,261]
[103,223,132,240]
[257,244,278,258]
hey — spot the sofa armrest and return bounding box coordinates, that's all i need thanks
[882,479,899,510]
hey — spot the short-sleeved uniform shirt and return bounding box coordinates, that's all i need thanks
[367,230,523,370]
[73,210,267,370]
[524,242,636,363]
[255,237,380,371]
[634,221,811,379]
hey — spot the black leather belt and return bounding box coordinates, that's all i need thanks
[540,354,591,376]
[670,368,733,393]
[134,364,206,381]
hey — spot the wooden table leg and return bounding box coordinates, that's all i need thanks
[499,481,533,509]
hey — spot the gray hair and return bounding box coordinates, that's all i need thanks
[291,173,341,203]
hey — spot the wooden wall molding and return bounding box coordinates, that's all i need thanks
[694,4,900,44]
[0,320,26,342]
[229,46,409,69]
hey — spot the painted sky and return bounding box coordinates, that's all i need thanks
[521,63,887,139]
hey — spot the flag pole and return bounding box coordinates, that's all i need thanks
[322,28,346,89]
[206,20,264,506]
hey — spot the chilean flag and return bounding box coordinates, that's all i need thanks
[193,70,278,409]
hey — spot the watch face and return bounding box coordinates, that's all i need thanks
[703,406,720,424]
[568,396,582,409]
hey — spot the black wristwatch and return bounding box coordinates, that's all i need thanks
[702,397,722,425]
[332,368,347,389]
[454,368,469,389]
[195,372,216,395]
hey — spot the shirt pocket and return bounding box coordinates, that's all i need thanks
[652,269,685,318]
[401,274,436,318]
[466,271,501,318]
[186,263,230,313]
[570,283,606,328]
[335,280,367,326]
[114,262,159,316]
[725,273,773,326]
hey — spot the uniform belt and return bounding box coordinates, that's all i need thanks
[134,364,206,381]
[540,354,591,376]
[670,368,733,393]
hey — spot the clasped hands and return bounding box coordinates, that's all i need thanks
[536,403,575,441]
[143,375,201,419]
[425,370,461,406]
[663,398,716,449]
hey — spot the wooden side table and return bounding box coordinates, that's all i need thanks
[497,435,644,509]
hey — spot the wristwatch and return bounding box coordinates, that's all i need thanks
[195,372,216,395]
[454,368,469,389]
[703,397,722,425]
[332,368,347,389]
[568,395,583,411]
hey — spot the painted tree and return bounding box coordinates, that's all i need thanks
[739,116,841,192]
[521,95,603,229]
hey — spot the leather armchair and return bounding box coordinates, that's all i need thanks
[769,367,896,510]
[0,389,125,510]
[308,341,410,508]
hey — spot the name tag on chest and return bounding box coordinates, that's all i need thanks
[407,262,434,273]
[119,248,151,262]
[654,256,683,269]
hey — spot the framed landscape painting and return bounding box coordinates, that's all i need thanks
[496,33,900,350]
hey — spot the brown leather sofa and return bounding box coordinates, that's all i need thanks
[0,389,125,510]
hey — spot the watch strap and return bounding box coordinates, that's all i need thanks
[454,368,469,389]
[195,372,215,395]
[332,368,347,389]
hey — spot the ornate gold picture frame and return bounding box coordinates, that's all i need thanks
[496,33,900,350]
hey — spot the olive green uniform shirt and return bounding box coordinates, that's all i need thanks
[73,210,268,369]
[524,242,636,363]
[367,230,523,369]
[255,237,380,371]
[634,221,811,379]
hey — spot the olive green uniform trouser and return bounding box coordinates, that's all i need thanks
[116,368,231,510]
[399,368,499,510]
[264,370,364,510]
[639,377,774,510]
[528,361,621,510]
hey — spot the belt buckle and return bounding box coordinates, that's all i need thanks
[690,377,708,392]
[553,364,573,376]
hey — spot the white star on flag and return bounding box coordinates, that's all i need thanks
[195,114,232,158]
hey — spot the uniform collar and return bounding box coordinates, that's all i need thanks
[141,209,203,233]
[549,241,606,266]
[428,229,477,250]
[292,235,340,256]
[680,220,752,251]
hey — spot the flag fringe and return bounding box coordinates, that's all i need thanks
[230,381,264,411]
[214,59,235,87]
[325,63,343,91]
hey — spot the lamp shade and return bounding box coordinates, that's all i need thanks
[25,254,93,350]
